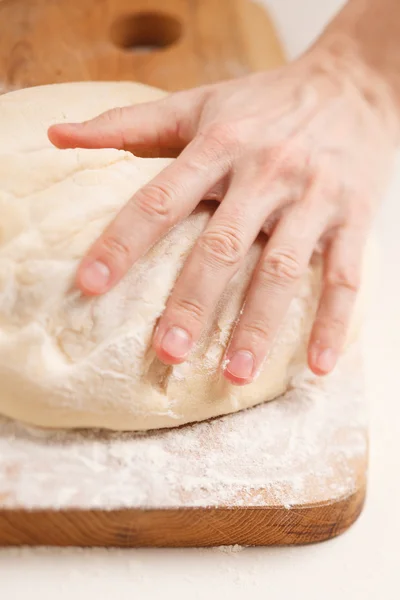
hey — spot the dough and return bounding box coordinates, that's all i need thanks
[0,82,367,431]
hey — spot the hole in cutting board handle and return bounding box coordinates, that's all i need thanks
[110,12,182,53]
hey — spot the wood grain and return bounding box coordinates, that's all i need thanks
[0,492,366,547]
[0,0,285,92]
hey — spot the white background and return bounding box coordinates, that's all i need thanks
[1,1,399,598]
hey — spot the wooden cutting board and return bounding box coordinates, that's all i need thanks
[0,0,284,92]
[0,0,367,547]
[0,345,367,547]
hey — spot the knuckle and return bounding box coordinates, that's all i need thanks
[325,267,360,294]
[173,297,205,322]
[316,314,347,337]
[241,319,272,341]
[259,247,302,287]
[101,235,132,262]
[181,152,210,176]
[346,203,369,221]
[92,107,129,147]
[328,315,347,333]
[200,123,239,162]
[135,184,175,222]
[199,226,245,268]
[263,142,299,172]
[205,123,237,146]
[103,106,124,123]
[264,142,287,164]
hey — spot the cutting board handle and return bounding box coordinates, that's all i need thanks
[0,0,285,92]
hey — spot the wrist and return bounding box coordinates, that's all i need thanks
[304,0,400,141]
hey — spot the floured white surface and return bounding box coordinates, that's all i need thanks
[0,344,366,510]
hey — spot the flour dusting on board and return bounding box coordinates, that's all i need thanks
[0,344,367,510]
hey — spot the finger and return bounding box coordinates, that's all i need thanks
[308,224,366,375]
[203,178,228,203]
[223,184,328,385]
[48,88,207,152]
[77,134,234,295]
[152,171,277,364]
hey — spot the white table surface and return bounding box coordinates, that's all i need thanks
[1,1,399,598]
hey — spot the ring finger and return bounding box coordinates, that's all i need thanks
[223,182,329,384]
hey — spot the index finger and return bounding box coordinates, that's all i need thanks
[77,136,233,295]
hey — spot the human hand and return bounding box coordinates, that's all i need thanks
[48,46,398,385]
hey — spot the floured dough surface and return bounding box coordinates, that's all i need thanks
[0,82,367,431]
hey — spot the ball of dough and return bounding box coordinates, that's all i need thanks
[0,82,365,431]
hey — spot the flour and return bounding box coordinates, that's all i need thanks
[0,82,368,509]
[215,545,246,554]
[0,343,366,510]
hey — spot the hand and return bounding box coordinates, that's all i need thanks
[48,46,397,385]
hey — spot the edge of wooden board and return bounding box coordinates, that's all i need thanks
[0,486,366,547]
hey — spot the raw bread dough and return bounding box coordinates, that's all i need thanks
[0,82,367,431]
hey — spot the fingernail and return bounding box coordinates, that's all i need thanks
[161,327,192,358]
[80,261,110,293]
[226,350,255,380]
[316,348,336,373]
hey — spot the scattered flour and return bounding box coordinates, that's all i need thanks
[0,344,367,511]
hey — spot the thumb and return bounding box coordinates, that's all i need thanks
[47,88,207,152]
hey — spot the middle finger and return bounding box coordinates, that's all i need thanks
[152,172,282,364]
[224,183,329,384]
